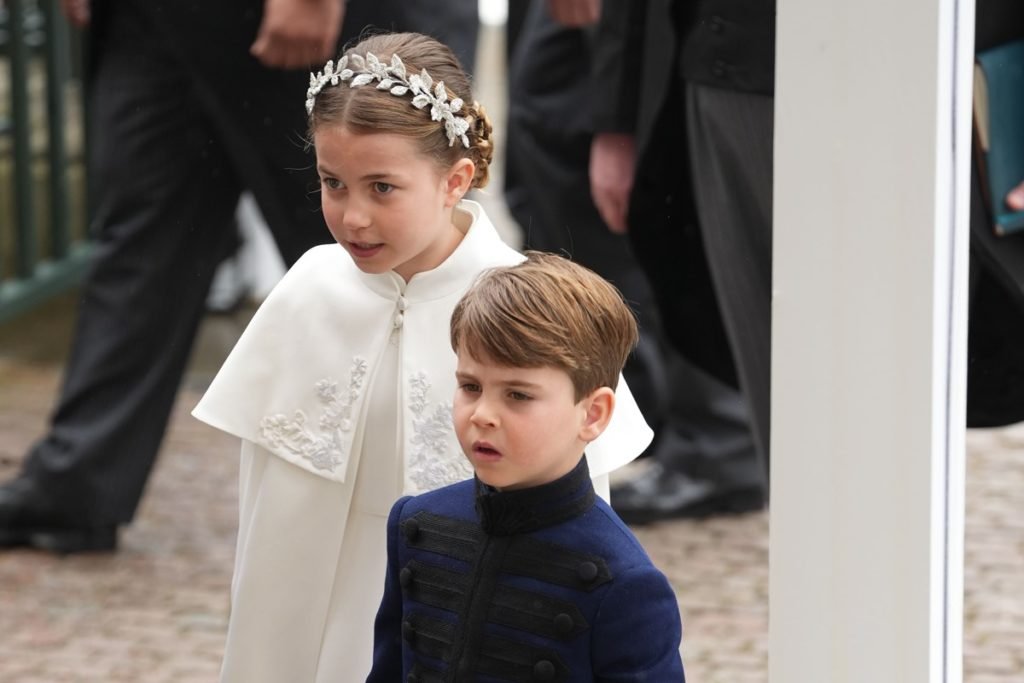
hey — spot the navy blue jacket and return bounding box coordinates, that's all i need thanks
[366,458,685,682]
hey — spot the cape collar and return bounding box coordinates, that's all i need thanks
[474,456,596,537]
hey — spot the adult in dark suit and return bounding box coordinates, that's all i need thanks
[506,0,766,520]
[590,0,1024,490]
[590,0,776,482]
[0,0,409,553]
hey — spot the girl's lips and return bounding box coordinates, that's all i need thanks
[346,241,384,258]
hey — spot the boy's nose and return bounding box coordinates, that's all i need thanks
[470,401,498,427]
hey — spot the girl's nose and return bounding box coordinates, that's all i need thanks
[341,199,371,230]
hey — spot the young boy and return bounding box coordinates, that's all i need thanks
[367,252,685,681]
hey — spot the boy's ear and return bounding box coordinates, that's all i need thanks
[444,158,476,207]
[579,387,615,443]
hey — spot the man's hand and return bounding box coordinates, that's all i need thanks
[251,0,345,69]
[1007,180,1024,212]
[60,0,90,28]
[546,0,601,27]
[589,133,636,234]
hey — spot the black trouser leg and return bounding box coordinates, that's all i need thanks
[685,84,774,482]
[22,4,242,525]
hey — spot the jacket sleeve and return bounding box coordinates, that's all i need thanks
[590,0,648,134]
[591,563,686,681]
[366,496,413,682]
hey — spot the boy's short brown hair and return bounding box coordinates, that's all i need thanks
[450,252,639,401]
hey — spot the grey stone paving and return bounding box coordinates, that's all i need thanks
[1,299,1023,681]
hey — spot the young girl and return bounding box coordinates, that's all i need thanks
[192,32,652,682]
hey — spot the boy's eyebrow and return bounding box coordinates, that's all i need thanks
[500,379,543,389]
[455,371,543,390]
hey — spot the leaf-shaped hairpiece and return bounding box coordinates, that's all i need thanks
[305,51,472,148]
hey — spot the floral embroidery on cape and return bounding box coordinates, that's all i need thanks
[259,357,368,472]
[407,372,471,491]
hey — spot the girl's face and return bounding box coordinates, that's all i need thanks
[314,125,473,281]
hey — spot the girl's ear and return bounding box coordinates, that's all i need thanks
[579,387,615,443]
[444,158,476,207]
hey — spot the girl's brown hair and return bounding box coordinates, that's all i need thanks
[307,32,493,188]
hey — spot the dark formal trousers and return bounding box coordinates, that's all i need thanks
[685,83,775,470]
[20,0,406,526]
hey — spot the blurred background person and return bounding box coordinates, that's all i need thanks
[587,0,775,492]
[505,0,766,521]
[0,0,411,554]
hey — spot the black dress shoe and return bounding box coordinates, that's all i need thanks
[0,477,117,554]
[610,462,765,524]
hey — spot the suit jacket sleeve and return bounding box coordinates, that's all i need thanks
[591,564,685,681]
[366,496,413,682]
[590,0,648,133]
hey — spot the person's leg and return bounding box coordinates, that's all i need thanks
[685,84,774,480]
[610,354,765,522]
[0,2,243,552]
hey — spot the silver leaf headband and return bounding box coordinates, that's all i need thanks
[306,52,471,149]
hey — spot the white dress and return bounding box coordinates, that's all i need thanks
[193,201,652,682]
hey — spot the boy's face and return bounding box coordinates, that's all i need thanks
[453,348,612,491]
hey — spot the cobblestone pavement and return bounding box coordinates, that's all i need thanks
[1,298,1023,683]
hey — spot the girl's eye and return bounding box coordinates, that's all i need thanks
[321,177,343,190]
[373,182,394,194]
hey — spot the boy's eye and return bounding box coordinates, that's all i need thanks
[373,182,394,194]
[508,391,532,401]
[460,383,481,393]
[321,177,343,190]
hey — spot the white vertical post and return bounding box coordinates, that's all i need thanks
[770,0,972,679]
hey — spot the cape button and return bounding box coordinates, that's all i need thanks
[393,312,404,328]
[577,561,599,583]
[397,296,408,311]
[553,612,574,636]
[402,620,416,641]
[399,566,414,588]
[403,519,420,542]
[532,659,556,680]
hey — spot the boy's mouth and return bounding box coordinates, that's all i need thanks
[473,441,501,457]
